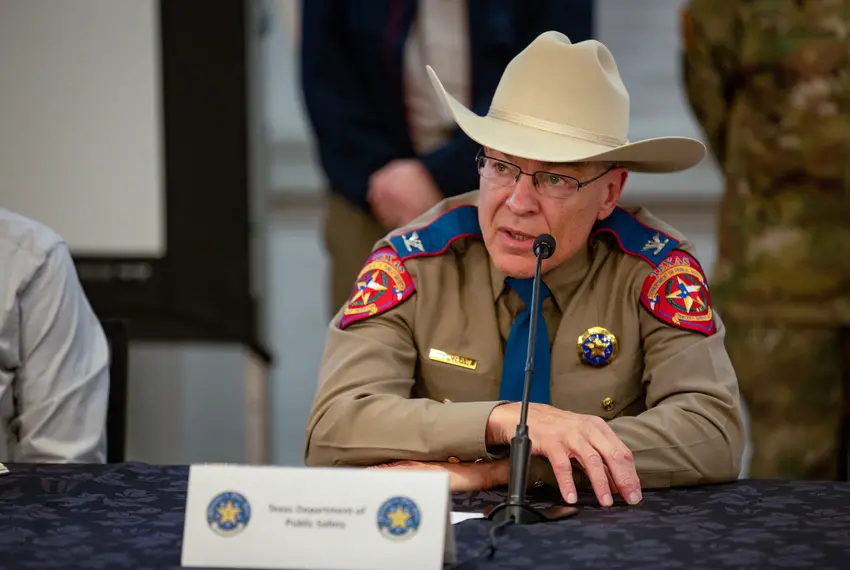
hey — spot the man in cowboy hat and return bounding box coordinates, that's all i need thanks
[305,32,745,507]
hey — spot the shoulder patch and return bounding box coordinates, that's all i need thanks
[590,207,679,267]
[639,251,716,336]
[339,247,415,329]
[388,205,482,262]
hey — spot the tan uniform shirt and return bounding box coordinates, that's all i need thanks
[0,209,109,462]
[306,192,745,489]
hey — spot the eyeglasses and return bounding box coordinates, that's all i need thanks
[475,149,616,200]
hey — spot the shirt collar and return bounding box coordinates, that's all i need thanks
[489,243,593,311]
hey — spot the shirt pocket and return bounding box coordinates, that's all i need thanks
[416,358,499,403]
[551,369,646,421]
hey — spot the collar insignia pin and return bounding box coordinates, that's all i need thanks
[402,231,424,253]
[642,233,669,255]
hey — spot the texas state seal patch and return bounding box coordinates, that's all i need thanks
[340,247,416,329]
[639,251,716,336]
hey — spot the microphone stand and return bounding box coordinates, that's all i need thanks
[485,237,579,525]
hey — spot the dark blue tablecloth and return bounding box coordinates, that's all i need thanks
[1,462,849,569]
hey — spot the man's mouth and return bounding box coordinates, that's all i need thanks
[503,228,535,241]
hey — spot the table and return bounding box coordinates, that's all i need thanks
[1,462,849,569]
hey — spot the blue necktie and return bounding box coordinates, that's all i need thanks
[499,278,551,404]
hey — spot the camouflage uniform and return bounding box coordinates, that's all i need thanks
[681,0,850,480]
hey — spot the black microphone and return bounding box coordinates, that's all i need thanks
[485,233,578,525]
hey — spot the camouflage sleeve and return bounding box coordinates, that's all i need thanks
[680,0,741,166]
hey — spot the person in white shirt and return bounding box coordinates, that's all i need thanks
[0,208,109,462]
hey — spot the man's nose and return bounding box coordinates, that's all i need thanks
[505,173,539,215]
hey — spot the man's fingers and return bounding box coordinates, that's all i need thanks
[605,445,642,504]
[545,448,578,504]
[571,418,616,506]
[527,408,642,508]
[571,440,613,507]
[597,439,641,504]
[369,460,425,470]
[583,418,642,505]
[604,465,619,497]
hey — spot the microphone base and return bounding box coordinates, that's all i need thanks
[484,501,578,525]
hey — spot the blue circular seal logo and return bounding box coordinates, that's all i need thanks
[377,496,421,540]
[207,491,251,537]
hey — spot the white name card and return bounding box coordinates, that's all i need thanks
[181,464,455,570]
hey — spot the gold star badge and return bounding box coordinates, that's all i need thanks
[387,505,411,529]
[577,326,618,366]
[585,336,609,358]
[217,501,241,526]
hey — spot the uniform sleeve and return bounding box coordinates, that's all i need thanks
[12,243,109,463]
[606,269,746,488]
[680,0,741,166]
[305,272,504,467]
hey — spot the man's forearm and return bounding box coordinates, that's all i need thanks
[608,400,744,488]
[305,397,505,466]
[370,459,511,493]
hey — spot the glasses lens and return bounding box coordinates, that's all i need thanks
[534,173,579,198]
[478,157,518,185]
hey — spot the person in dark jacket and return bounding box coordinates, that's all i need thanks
[299,0,594,313]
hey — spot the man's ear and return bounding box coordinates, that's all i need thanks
[597,169,628,220]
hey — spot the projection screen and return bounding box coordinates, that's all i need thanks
[0,0,165,257]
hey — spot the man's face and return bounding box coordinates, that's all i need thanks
[477,148,627,278]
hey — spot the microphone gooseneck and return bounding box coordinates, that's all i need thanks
[484,233,579,526]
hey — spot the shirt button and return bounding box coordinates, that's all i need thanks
[447,456,461,464]
[602,397,615,412]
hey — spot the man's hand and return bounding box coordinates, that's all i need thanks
[487,403,642,508]
[368,459,510,493]
[367,159,443,230]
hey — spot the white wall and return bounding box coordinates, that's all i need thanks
[0,0,165,256]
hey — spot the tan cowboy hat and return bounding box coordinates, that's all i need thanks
[427,31,705,172]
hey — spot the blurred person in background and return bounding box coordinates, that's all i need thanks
[0,208,109,463]
[681,0,850,480]
[299,0,594,314]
